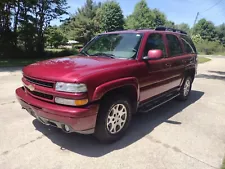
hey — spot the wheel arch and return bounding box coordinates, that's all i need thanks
[92,77,139,113]
[185,68,196,82]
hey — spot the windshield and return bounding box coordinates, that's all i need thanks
[81,33,143,59]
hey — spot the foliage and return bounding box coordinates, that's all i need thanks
[176,23,191,34]
[152,8,167,27]
[125,0,155,29]
[60,0,101,45]
[1,0,225,61]
[0,0,68,58]
[164,21,176,28]
[191,34,203,44]
[0,48,78,67]
[193,19,217,42]
[195,40,225,55]
[96,1,124,32]
[216,23,225,46]
[45,26,68,48]
[192,34,225,55]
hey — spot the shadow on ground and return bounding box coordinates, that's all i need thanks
[0,67,22,73]
[208,70,225,75]
[196,71,225,81]
[33,90,204,157]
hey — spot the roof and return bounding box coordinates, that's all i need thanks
[103,29,154,34]
[102,27,188,35]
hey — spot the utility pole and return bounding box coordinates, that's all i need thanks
[192,12,199,35]
[193,12,200,26]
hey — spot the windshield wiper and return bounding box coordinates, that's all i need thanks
[91,52,116,59]
[80,50,89,56]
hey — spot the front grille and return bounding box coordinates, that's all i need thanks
[25,76,54,88]
[26,87,53,100]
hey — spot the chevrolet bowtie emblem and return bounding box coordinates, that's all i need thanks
[27,84,35,91]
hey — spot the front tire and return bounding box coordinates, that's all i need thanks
[177,76,192,101]
[94,95,132,143]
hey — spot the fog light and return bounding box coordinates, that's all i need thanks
[55,97,88,106]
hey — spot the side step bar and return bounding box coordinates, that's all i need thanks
[138,92,180,113]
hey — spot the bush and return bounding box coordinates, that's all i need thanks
[44,48,78,58]
[192,34,225,55]
[0,47,78,59]
[196,41,219,55]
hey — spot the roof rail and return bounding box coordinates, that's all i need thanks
[155,26,187,35]
[135,28,154,31]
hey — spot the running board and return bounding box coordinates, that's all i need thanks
[138,93,180,113]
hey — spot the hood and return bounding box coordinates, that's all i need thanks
[23,56,131,82]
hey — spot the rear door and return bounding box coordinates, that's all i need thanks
[163,34,185,88]
[180,35,197,73]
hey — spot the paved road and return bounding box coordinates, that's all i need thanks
[0,58,225,169]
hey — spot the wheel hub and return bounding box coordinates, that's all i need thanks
[106,104,127,134]
[184,79,191,96]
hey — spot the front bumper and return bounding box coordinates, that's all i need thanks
[16,87,99,134]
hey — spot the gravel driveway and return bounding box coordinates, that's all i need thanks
[0,58,225,169]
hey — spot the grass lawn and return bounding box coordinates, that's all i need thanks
[221,158,225,169]
[0,58,48,67]
[0,48,78,67]
[198,57,211,64]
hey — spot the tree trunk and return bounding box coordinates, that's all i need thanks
[13,0,20,46]
[36,0,45,55]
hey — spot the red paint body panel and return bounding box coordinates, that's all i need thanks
[16,30,197,133]
[92,77,139,101]
[16,87,98,131]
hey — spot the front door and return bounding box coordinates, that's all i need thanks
[139,33,172,102]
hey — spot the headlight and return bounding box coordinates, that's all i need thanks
[55,82,87,93]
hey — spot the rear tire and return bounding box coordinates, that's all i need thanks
[94,95,132,143]
[177,76,192,101]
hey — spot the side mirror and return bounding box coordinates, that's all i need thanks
[143,49,163,60]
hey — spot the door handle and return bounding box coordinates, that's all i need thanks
[182,60,187,63]
[165,63,171,67]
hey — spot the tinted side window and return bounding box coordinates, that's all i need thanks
[144,33,166,57]
[181,38,195,54]
[181,35,197,53]
[166,34,183,56]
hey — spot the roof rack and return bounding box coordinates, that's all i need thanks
[135,28,154,31]
[155,26,187,35]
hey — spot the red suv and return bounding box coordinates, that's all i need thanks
[16,27,197,143]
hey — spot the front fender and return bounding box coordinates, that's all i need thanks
[92,77,139,101]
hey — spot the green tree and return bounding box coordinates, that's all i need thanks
[125,0,154,29]
[176,23,190,34]
[0,0,68,58]
[96,1,124,32]
[45,26,68,48]
[152,8,166,27]
[216,23,225,46]
[61,0,101,45]
[164,20,176,28]
[193,19,217,42]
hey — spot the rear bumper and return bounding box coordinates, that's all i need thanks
[16,87,99,134]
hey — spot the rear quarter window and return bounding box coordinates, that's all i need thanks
[166,34,183,57]
[181,35,197,54]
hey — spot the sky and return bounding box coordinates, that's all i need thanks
[51,0,225,27]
